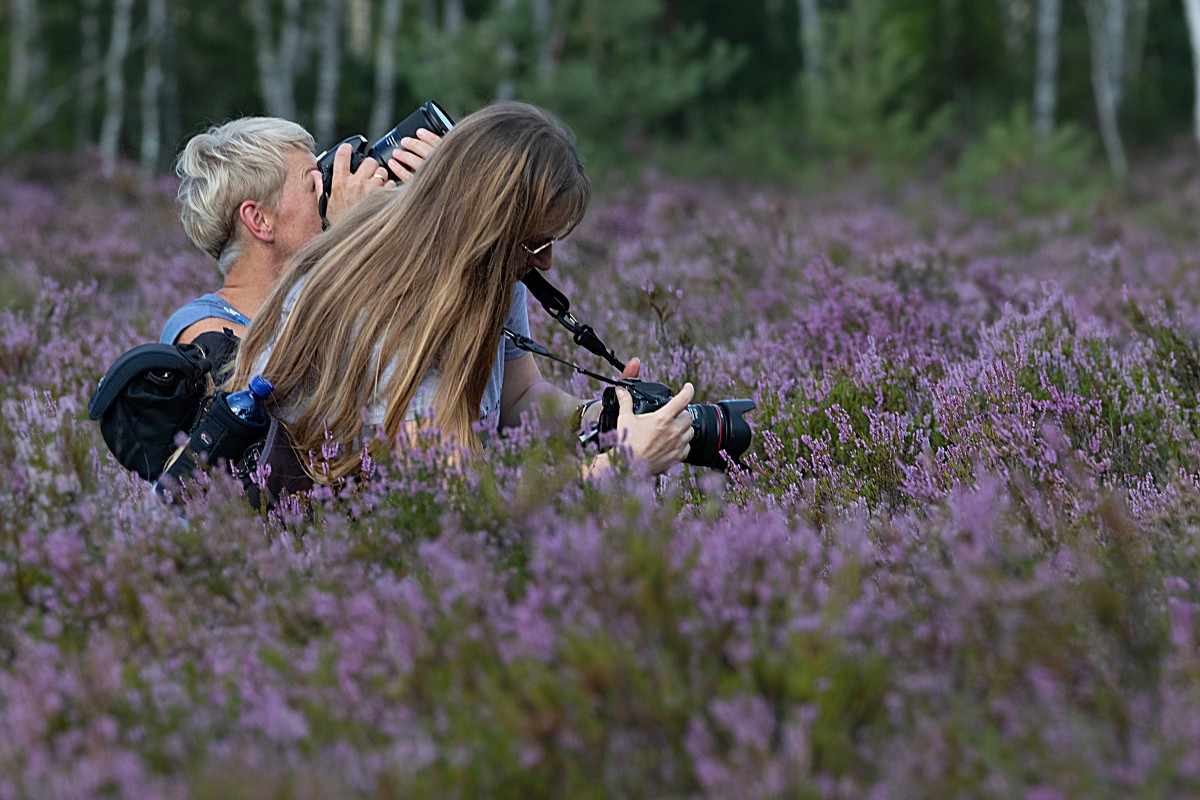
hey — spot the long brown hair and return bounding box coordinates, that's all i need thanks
[230,102,591,481]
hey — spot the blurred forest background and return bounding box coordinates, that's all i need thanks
[4,0,1200,190]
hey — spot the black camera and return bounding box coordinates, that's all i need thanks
[595,380,755,470]
[316,100,455,197]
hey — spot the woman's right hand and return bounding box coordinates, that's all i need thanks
[324,142,393,222]
[612,381,695,474]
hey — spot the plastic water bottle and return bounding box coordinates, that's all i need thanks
[225,375,274,426]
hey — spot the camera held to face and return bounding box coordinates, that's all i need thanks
[316,100,455,196]
[595,379,755,470]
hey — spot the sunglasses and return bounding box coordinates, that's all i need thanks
[521,237,558,255]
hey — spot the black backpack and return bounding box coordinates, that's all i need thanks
[87,342,215,481]
[88,330,266,482]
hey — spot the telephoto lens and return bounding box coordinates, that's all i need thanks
[316,100,456,197]
[684,399,756,469]
[366,100,455,171]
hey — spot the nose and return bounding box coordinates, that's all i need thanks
[528,243,553,272]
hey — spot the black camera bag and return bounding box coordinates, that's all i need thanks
[157,387,270,482]
[87,342,214,481]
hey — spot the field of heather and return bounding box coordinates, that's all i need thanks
[5,155,1200,798]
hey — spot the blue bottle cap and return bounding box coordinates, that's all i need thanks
[249,375,275,397]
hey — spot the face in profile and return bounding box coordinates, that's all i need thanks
[267,147,325,267]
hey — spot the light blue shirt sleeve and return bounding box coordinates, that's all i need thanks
[502,283,530,361]
[481,283,531,420]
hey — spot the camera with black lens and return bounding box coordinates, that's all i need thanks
[316,99,455,199]
[595,379,755,470]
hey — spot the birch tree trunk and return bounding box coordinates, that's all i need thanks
[798,0,824,126]
[496,0,519,100]
[347,0,373,60]
[140,0,169,173]
[1034,0,1061,135]
[76,0,103,147]
[444,0,465,35]
[250,0,286,117]
[798,0,822,76]
[249,0,306,120]
[1083,0,1128,179]
[1186,0,1200,147]
[313,0,344,145]
[6,0,42,114]
[370,0,406,136]
[161,2,183,166]
[531,0,559,86]
[101,0,136,176]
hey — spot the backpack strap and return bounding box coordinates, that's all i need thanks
[191,328,241,377]
[244,418,315,510]
[159,294,252,345]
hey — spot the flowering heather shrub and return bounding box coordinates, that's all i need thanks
[3,158,1200,797]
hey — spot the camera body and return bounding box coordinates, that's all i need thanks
[596,379,755,470]
[317,100,455,196]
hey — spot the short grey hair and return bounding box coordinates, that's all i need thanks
[175,117,316,276]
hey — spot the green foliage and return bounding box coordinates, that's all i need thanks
[950,106,1104,217]
[5,0,1200,183]
[529,3,747,175]
[805,0,955,168]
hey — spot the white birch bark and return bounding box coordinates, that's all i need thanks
[6,0,42,113]
[370,0,406,136]
[100,0,136,176]
[798,0,822,76]
[1083,0,1128,178]
[140,0,168,172]
[249,0,304,119]
[798,0,824,126]
[1034,0,1061,135]
[250,0,286,116]
[161,3,183,162]
[75,0,103,147]
[496,0,519,101]
[1185,0,1200,146]
[279,0,306,111]
[531,0,558,86]
[314,0,344,145]
[444,0,465,35]
[347,0,373,60]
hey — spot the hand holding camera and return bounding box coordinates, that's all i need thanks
[510,271,757,473]
[609,380,697,474]
[320,143,390,223]
[316,100,455,220]
[596,379,755,471]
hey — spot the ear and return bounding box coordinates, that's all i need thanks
[237,200,275,243]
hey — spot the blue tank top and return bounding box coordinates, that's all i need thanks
[159,293,253,344]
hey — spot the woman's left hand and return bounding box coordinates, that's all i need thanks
[612,381,695,474]
[387,128,443,182]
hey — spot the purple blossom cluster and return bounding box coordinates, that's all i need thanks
[3,159,1200,797]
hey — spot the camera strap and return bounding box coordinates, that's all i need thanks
[501,327,635,447]
[520,271,626,372]
[502,328,627,389]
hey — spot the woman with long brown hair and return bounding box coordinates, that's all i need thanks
[229,101,694,484]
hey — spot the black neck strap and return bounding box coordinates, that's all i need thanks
[520,271,626,372]
[501,328,616,385]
